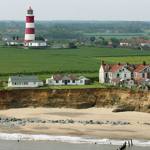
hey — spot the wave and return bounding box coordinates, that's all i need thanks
[0,133,149,147]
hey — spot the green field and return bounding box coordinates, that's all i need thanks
[99,56,150,64]
[0,47,150,79]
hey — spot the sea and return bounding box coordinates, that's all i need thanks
[0,133,149,150]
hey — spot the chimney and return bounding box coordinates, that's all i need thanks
[118,62,121,65]
[143,61,146,66]
[101,60,105,65]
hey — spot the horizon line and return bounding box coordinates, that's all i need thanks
[0,19,150,22]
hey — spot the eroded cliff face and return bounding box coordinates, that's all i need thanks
[0,88,149,112]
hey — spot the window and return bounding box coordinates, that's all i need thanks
[124,74,127,78]
[131,73,134,78]
[68,80,70,83]
[142,73,145,78]
[56,80,59,83]
[80,80,83,83]
[24,82,28,85]
[72,80,75,83]
[105,73,108,78]
[117,74,120,78]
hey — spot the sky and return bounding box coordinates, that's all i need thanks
[0,0,150,21]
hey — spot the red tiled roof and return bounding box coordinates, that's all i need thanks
[110,64,124,73]
[101,63,150,73]
[102,64,124,73]
[140,40,150,44]
[120,39,129,43]
[134,65,149,73]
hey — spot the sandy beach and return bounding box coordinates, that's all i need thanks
[0,107,149,140]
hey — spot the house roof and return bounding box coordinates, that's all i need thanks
[53,74,78,81]
[52,74,89,81]
[7,39,24,43]
[78,76,90,80]
[10,75,41,83]
[120,39,130,43]
[102,64,112,72]
[101,63,149,73]
[110,64,124,73]
[134,65,150,73]
[101,64,125,73]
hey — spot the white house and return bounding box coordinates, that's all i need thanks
[24,41,47,48]
[46,74,90,86]
[140,41,150,47]
[120,42,129,47]
[134,64,150,80]
[8,75,43,88]
[6,40,24,46]
[109,64,132,84]
[99,62,150,88]
[99,63,132,85]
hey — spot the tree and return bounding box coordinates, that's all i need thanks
[111,38,120,48]
[35,36,45,41]
[90,36,96,42]
[68,42,77,49]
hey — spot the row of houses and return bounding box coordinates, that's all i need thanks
[99,62,150,89]
[8,75,90,88]
[120,39,150,48]
[7,62,150,90]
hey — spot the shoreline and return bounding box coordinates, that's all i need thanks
[0,108,150,141]
[0,132,149,147]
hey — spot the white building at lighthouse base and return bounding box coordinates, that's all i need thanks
[24,40,47,48]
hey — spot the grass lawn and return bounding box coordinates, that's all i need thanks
[0,47,150,80]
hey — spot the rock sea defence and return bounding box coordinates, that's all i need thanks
[0,88,149,112]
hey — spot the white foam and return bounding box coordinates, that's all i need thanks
[0,133,149,147]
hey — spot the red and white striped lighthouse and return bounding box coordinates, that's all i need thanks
[24,6,35,43]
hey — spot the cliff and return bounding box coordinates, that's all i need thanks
[0,88,150,112]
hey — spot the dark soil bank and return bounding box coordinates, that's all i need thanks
[0,88,149,112]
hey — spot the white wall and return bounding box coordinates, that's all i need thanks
[99,65,105,83]
[46,78,87,86]
[8,78,43,88]
[109,67,131,82]
[29,42,47,47]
